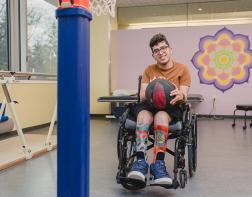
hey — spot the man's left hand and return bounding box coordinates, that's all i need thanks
[170,85,184,105]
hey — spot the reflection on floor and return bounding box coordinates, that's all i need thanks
[0,117,252,197]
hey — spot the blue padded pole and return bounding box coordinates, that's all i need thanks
[56,7,92,197]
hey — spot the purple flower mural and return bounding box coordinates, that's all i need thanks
[191,27,252,92]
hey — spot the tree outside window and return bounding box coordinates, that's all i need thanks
[27,0,57,74]
[0,0,8,70]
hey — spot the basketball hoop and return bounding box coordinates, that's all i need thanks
[90,0,116,17]
[59,0,116,17]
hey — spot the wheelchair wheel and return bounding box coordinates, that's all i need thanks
[192,115,197,172]
[117,125,124,160]
[117,127,136,169]
[179,169,187,188]
[120,137,137,190]
[124,136,136,172]
[188,114,197,177]
[117,125,137,188]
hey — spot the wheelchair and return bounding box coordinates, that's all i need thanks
[116,77,198,190]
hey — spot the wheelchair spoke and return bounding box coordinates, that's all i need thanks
[166,148,175,156]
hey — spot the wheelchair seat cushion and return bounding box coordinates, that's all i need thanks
[125,118,182,132]
[134,101,183,122]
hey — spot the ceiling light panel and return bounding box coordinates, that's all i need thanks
[116,0,229,7]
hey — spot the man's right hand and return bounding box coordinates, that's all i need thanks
[140,83,148,101]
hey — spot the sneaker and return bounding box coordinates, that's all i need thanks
[150,160,173,185]
[128,159,149,182]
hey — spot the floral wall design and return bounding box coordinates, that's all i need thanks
[191,27,252,92]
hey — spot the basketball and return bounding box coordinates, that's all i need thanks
[145,79,175,110]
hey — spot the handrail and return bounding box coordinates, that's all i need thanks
[0,71,57,79]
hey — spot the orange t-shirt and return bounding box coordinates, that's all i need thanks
[142,61,191,88]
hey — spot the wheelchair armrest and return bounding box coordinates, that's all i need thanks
[125,119,136,130]
[169,121,182,132]
[180,102,191,111]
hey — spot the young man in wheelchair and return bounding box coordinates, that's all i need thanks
[127,33,191,185]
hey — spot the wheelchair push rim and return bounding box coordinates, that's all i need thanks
[188,114,197,177]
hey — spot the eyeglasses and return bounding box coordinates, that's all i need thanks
[153,45,169,55]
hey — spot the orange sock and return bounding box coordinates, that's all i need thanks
[153,125,168,162]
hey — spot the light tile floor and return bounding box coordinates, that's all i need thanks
[0,117,252,197]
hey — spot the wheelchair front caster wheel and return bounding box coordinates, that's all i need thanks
[232,123,235,127]
[116,171,126,184]
[243,126,247,130]
[121,177,146,190]
[179,170,187,188]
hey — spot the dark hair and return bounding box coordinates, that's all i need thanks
[149,33,170,52]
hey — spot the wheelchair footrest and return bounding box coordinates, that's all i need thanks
[118,176,146,190]
[150,180,180,189]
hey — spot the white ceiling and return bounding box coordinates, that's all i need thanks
[116,0,229,7]
[48,0,241,8]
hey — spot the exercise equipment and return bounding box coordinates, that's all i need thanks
[0,102,14,134]
[56,1,115,196]
[0,118,14,134]
[0,71,57,170]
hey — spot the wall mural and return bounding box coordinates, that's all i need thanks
[191,27,252,92]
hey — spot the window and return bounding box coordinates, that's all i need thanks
[27,0,57,74]
[0,0,8,70]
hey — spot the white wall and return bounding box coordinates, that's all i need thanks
[0,82,56,129]
[90,15,111,114]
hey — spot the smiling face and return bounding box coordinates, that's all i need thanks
[152,41,172,66]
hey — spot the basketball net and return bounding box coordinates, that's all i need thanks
[90,0,116,17]
[59,0,116,17]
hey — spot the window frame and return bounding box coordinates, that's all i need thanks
[0,0,10,70]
